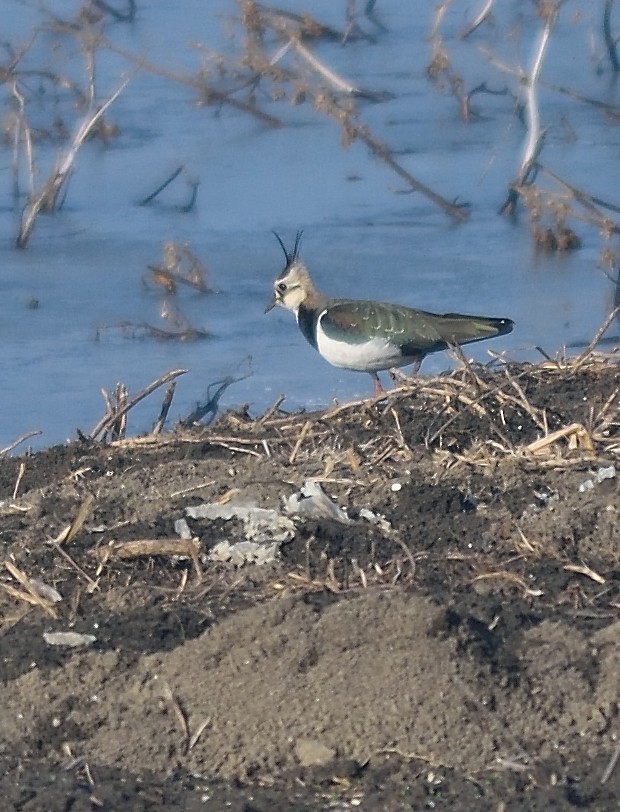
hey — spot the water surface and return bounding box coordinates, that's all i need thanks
[0,1,617,449]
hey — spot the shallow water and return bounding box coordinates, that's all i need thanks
[0,0,618,450]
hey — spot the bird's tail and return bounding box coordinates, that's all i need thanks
[437,313,514,346]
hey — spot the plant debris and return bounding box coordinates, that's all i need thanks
[1,357,620,810]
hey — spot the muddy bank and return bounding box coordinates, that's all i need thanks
[1,357,620,810]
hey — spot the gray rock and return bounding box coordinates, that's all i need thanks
[294,737,336,767]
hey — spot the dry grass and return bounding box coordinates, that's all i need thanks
[3,352,619,627]
[109,352,620,476]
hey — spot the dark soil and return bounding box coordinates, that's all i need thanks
[2,359,620,811]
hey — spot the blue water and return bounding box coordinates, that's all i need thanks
[0,1,617,450]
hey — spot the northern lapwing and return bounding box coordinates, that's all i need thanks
[265,231,514,394]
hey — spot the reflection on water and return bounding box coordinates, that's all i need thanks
[0,1,618,450]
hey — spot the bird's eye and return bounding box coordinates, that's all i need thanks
[277,282,287,293]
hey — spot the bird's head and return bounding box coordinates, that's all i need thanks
[265,230,315,313]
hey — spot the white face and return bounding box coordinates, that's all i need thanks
[271,263,308,312]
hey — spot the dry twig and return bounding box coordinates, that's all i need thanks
[89,368,188,441]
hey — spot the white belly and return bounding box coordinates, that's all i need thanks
[316,324,406,372]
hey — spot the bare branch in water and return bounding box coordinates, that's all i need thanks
[545,81,620,115]
[89,369,188,442]
[103,40,283,128]
[138,166,200,213]
[364,0,386,31]
[8,79,34,205]
[538,164,620,220]
[252,3,351,42]
[429,0,454,41]
[498,4,559,218]
[181,363,253,427]
[145,241,214,294]
[604,0,620,73]
[16,75,131,248]
[93,0,137,23]
[426,29,472,121]
[460,0,496,39]
[98,317,211,343]
[243,5,467,220]
[347,117,468,220]
[342,0,377,44]
[289,39,389,100]
[138,166,184,206]
[518,7,557,181]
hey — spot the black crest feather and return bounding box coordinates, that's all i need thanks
[272,230,303,265]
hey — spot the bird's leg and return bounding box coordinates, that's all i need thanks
[389,359,422,387]
[370,372,384,396]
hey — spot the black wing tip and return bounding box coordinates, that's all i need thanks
[441,313,515,337]
[496,317,515,336]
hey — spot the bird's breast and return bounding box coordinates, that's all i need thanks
[315,315,407,372]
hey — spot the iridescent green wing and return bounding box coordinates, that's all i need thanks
[321,301,513,353]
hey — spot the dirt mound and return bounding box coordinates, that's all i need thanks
[1,358,620,810]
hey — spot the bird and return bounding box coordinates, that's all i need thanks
[265,231,514,395]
